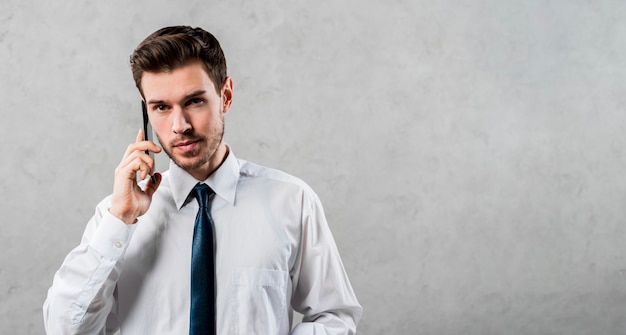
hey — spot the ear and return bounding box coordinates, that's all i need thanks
[221,77,234,113]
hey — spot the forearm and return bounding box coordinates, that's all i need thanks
[44,209,134,334]
[291,192,362,335]
[291,282,362,335]
[43,247,120,334]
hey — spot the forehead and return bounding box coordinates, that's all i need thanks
[141,61,217,101]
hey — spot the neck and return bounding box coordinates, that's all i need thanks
[190,143,229,181]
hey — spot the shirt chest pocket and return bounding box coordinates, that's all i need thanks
[229,268,289,335]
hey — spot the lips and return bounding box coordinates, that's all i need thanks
[173,139,200,153]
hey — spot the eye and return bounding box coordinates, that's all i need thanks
[155,104,168,111]
[187,97,204,106]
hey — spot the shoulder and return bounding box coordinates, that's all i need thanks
[237,158,318,198]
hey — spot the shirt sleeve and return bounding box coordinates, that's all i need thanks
[290,190,363,335]
[43,197,136,335]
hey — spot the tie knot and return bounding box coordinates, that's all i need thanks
[193,183,214,209]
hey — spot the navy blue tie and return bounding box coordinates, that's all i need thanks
[190,183,216,335]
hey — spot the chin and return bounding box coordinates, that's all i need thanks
[174,155,210,173]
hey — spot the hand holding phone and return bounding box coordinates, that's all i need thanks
[109,105,162,224]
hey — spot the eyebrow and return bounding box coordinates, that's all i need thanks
[147,90,207,105]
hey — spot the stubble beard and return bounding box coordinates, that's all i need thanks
[157,116,225,174]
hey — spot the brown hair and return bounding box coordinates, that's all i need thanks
[130,26,227,95]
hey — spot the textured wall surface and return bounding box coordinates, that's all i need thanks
[2,0,626,334]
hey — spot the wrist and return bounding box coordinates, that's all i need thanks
[108,208,138,225]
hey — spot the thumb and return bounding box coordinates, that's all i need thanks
[143,172,162,197]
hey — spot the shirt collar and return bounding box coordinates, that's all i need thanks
[169,145,240,210]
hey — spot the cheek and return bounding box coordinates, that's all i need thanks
[150,120,171,140]
[192,112,222,130]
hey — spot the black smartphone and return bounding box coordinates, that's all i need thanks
[142,101,157,183]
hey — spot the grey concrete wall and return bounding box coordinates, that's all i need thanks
[2,0,626,334]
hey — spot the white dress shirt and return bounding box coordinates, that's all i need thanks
[43,149,362,335]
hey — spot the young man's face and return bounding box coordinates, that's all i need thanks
[141,60,233,180]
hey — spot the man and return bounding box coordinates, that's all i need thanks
[43,26,362,334]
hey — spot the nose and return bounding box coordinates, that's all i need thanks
[171,107,192,134]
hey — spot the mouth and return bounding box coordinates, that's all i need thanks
[173,139,200,153]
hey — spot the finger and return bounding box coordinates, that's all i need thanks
[120,149,154,168]
[123,129,146,157]
[136,157,154,181]
[123,139,162,159]
[118,152,155,180]
[122,134,142,158]
[121,129,144,156]
[135,129,162,157]
[136,128,144,143]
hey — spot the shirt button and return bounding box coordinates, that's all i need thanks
[114,241,123,248]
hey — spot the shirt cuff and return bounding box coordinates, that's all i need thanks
[291,322,330,335]
[89,210,136,260]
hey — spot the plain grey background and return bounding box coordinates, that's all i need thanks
[2,0,626,334]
